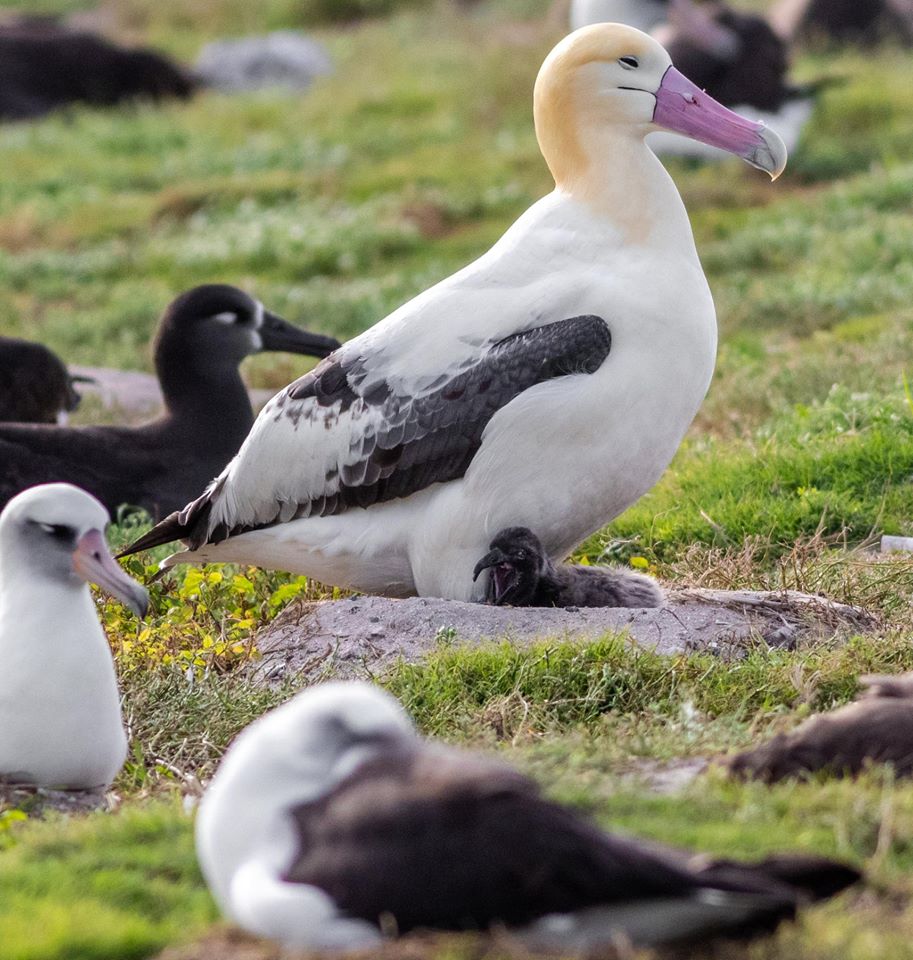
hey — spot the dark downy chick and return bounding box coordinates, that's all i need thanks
[473,526,663,608]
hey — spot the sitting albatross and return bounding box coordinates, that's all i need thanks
[727,672,913,783]
[196,681,859,951]
[0,336,89,424]
[0,285,339,518]
[123,25,786,601]
[0,483,148,790]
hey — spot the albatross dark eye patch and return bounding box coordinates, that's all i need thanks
[619,56,639,69]
[35,522,77,542]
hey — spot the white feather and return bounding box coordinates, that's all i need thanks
[167,181,715,600]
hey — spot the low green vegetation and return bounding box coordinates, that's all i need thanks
[0,803,214,960]
[3,0,913,958]
[606,388,913,562]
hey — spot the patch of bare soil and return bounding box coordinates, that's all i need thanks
[0,782,110,816]
[616,758,710,796]
[251,588,875,685]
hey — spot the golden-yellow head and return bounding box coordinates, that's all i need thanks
[534,24,787,187]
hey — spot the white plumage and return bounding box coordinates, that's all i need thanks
[196,681,410,949]
[0,483,147,790]
[133,26,785,601]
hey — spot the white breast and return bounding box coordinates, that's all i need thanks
[0,586,126,789]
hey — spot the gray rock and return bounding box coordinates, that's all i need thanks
[251,588,876,685]
[195,32,332,93]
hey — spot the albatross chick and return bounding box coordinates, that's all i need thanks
[473,526,662,607]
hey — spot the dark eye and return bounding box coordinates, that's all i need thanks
[619,56,639,69]
[515,550,527,561]
[38,522,75,542]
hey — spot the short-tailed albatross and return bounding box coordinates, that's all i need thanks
[124,25,786,601]
[196,681,859,951]
[0,483,148,789]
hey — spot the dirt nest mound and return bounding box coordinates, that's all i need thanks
[251,588,875,685]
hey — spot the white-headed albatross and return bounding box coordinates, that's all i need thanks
[0,483,148,790]
[123,25,786,601]
[196,681,859,951]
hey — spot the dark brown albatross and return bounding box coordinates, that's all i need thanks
[0,336,89,424]
[196,681,859,952]
[0,285,339,518]
[728,672,913,783]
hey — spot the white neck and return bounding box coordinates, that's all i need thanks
[558,133,696,254]
[0,571,104,656]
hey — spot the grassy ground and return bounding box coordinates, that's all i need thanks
[4,0,913,957]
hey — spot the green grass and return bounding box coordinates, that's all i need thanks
[384,634,913,740]
[0,803,215,960]
[5,0,913,956]
[604,388,913,562]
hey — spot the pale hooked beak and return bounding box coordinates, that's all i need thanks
[72,529,149,618]
[652,66,788,179]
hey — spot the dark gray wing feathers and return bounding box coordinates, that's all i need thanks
[281,314,611,521]
[120,315,611,555]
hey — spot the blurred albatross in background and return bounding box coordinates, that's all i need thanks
[0,285,339,518]
[123,24,786,601]
[196,682,859,950]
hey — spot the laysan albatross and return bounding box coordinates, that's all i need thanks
[123,25,786,602]
[196,681,859,951]
[0,483,147,790]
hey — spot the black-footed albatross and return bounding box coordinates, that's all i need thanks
[0,336,90,424]
[0,285,340,518]
[728,672,913,782]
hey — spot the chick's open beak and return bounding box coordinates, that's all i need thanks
[73,529,149,618]
[473,548,520,605]
[473,548,507,583]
